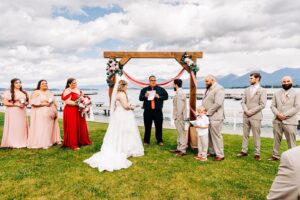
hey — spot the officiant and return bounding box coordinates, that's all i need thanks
[139,75,169,146]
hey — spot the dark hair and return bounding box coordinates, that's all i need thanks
[174,79,183,88]
[250,72,261,81]
[148,75,156,80]
[10,78,29,103]
[65,78,76,89]
[36,79,47,90]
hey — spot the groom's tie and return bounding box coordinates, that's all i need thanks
[151,87,155,110]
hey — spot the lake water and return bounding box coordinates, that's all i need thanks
[1,88,300,138]
[89,88,300,138]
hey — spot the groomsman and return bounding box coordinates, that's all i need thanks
[202,75,225,161]
[237,72,267,161]
[269,76,300,160]
[139,75,169,146]
[170,79,188,156]
[267,146,300,199]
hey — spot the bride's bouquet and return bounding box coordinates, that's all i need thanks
[75,95,92,118]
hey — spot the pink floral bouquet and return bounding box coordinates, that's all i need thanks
[75,95,92,118]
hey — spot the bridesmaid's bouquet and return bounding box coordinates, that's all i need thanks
[75,96,92,118]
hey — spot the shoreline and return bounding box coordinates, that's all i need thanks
[1,110,299,140]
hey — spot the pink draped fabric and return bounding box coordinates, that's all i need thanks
[123,68,186,88]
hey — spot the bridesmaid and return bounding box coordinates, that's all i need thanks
[61,78,91,150]
[27,80,61,149]
[1,78,29,148]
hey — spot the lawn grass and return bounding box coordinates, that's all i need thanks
[0,112,297,200]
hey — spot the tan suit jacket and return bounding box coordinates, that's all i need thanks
[202,83,225,121]
[271,88,300,125]
[241,86,267,120]
[173,88,187,120]
[267,146,300,200]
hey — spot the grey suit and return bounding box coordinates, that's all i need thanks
[202,83,225,157]
[271,88,300,159]
[267,146,300,200]
[241,86,267,155]
[173,88,188,153]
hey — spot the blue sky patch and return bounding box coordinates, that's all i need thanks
[52,5,124,23]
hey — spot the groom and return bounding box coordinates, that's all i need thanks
[139,75,169,146]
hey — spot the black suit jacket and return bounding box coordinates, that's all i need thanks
[139,86,168,110]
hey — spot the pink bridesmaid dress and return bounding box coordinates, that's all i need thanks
[1,90,28,148]
[27,91,61,149]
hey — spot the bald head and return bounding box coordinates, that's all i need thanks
[281,76,293,83]
[281,76,293,91]
[205,74,217,89]
[205,74,216,82]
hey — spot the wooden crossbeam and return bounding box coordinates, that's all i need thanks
[104,51,203,58]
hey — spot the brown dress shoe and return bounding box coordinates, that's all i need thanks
[237,152,248,157]
[213,157,225,161]
[268,156,280,161]
[254,155,261,161]
[170,149,180,153]
[175,152,187,156]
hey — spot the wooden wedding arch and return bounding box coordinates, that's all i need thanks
[103,51,203,147]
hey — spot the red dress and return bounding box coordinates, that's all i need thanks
[61,90,92,149]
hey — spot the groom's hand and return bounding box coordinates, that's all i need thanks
[155,94,159,99]
[145,93,149,97]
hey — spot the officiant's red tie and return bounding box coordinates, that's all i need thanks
[151,88,155,110]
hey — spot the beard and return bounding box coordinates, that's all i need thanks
[282,84,292,90]
[206,83,212,89]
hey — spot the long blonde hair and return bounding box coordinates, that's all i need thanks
[117,80,128,99]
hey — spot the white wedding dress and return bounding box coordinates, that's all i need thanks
[84,82,144,172]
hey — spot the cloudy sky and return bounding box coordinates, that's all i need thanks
[0,0,300,88]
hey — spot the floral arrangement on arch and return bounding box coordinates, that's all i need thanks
[106,58,124,87]
[180,52,199,74]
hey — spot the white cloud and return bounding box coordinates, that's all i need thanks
[0,0,300,89]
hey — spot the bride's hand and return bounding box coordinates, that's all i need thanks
[129,104,135,110]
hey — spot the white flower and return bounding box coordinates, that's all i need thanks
[78,103,85,109]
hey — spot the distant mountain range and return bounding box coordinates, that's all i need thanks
[83,67,300,89]
[1,67,298,91]
[184,67,300,88]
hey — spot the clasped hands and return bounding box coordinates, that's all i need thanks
[276,113,287,121]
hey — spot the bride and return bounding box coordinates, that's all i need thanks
[84,78,144,172]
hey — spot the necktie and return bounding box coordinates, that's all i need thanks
[151,87,155,110]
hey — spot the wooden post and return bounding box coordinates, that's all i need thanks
[188,57,198,149]
[190,57,197,121]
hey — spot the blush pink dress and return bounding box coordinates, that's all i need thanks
[27,91,61,149]
[1,90,28,148]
